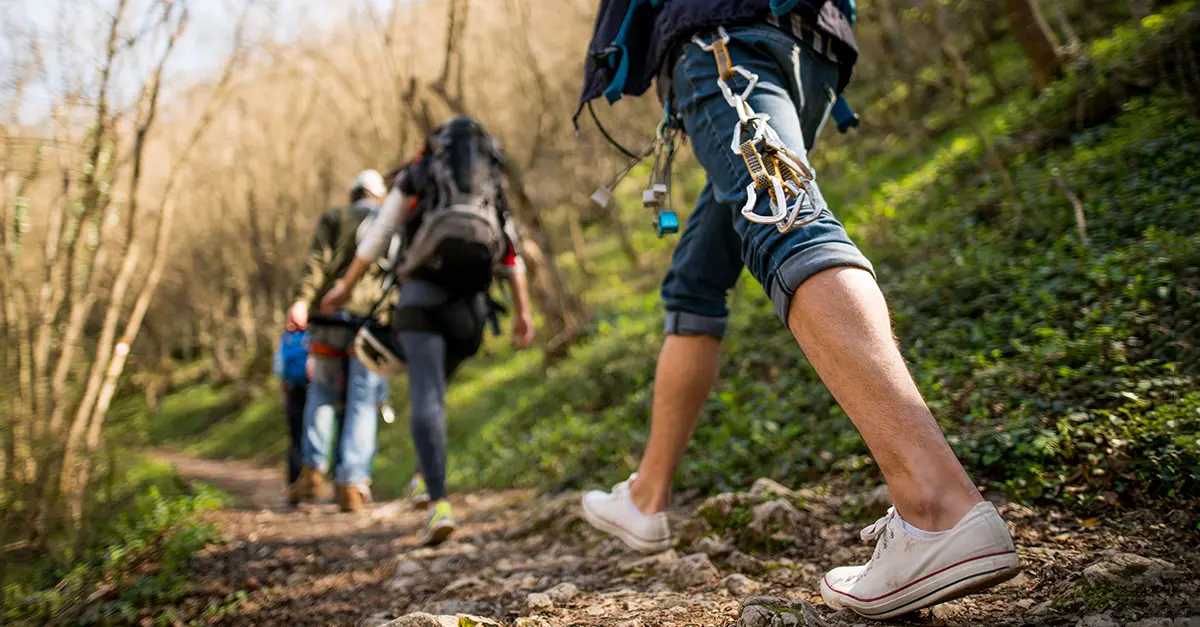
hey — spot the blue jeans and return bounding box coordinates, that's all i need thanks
[301,355,388,486]
[662,24,874,338]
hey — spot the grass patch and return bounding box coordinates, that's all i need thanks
[1,458,229,626]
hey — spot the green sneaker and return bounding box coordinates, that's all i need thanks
[408,476,431,510]
[419,501,456,546]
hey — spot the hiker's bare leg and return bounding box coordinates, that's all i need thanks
[788,266,981,531]
[628,334,721,514]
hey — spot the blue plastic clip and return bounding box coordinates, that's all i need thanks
[656,211,680,237]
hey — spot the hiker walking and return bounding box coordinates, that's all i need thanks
[574,1,1021,619]
[273,326,309,486]
[287,170,394,512]
[323,116,535,546]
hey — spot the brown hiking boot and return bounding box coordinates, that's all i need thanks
[337,484,368,513]
[288,466,323,505]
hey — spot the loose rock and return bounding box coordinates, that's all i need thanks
[696,492,756,521]
[747,500,804,540]
[545,582,579,604]
[394,560,425,577]
[723,573,761,597]
[621,549,679,573]
[694,535,733,556]
[678,517,713,546]
[749,478,794,500]
[1078,614,1120,627]
[441,577,485,595]
[669,553,721,588]
[726,550,766,574]
[382,614,453,627]
[383,614,498,627]
[738,597,827,627]
[524,592,554,613]
[1082,552,1185,588]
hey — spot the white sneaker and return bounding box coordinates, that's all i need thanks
[581,475,670,553]
[821,502,1021,620]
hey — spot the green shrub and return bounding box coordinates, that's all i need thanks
[1,484,227,626]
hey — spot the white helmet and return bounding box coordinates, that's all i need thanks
[349,169,387,199]
[354,320,405,377]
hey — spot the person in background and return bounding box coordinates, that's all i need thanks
[323,117,535,545]
[273,327,309,488]
[286,170,393,513]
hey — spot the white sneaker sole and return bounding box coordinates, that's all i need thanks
[821,550,1021,620]
[580,495,671,554]
[410,494,431,511]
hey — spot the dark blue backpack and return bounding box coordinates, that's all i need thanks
[279,330,309,386]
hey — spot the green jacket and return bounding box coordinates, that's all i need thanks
[293,200,391,320]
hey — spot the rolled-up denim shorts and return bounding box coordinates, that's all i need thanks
[662,24,874,338]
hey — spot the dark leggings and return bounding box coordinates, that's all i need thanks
[399,330,451,501]
[284,383,308,484]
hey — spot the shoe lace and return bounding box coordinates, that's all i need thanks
[859,507,895,542]
[860,507,898,567]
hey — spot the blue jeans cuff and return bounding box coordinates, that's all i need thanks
[769,242,876,323]
[664,310,729,338]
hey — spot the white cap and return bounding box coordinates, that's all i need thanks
[349,169,387,198]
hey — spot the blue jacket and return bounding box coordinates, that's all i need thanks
[574,0,858,126]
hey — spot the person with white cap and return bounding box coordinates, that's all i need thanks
[286,169,393,512]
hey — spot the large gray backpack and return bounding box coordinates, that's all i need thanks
[394,116,507,297]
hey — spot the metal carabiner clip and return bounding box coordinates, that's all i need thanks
[741,173,790,225]
[730,113,771,155]
[716,66,760,119]
[691,26,731,51]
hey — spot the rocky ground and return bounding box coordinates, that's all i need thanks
[151,452,1200,627]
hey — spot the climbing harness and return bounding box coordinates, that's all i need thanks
[692,26,829,233]
[588,2,861,236]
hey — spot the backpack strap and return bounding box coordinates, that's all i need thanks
[771,0,856,24]
[592,0,665,105]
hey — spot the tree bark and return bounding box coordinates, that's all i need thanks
[565,208,594,282]
[79,198,177,514]
[1001,0,1064,89]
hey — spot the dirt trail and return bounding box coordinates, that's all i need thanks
[152,452,1200,627]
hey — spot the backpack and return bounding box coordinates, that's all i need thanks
[278,330,309,386]
[394,116,507,298]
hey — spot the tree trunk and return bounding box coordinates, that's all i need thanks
[76,199,177,526]
[565,208,594,282]
[57,242,141,506]
[1001,0,1064,89]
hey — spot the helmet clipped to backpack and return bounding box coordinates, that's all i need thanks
[354,319,406,378]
